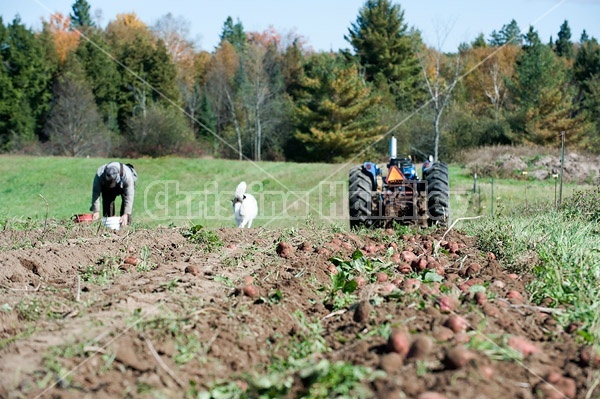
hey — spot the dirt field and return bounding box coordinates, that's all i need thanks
[0,223,598,399]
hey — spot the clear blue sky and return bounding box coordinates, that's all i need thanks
[2,0,599,52]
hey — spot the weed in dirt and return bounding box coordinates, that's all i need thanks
[39,344,87,390]
[174,330,204,365]
[160,278,181,291]
[136,245,158,272]
[466,332,523,362]
[181,224,223,252]
[80,254,122,285]
[14,296,64,321]
[199,309,382,399]
[213,275,235,288]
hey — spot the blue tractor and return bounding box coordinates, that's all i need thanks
[349,136,450,228]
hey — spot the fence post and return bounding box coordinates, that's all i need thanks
[559,131,565,207]
[491,177,494,218]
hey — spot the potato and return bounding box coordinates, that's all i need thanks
[341,241,353,250]
[479,365,495,379]
[184,265,200,276]
[397,263,412,274]
[507,336,539,357]
[407,335,433,360]
[375,272,389,282]
[482,304,499,317]
[437,295,460,313]
[506,290,524,304]
[443,315,468,333]
[379,352,403,372]
[124,256,139,266]
[380,282,397,294]
[401,250,417,263]
[242,285,260,298]
[391,277,403,286]
[327,264,339,275]
[463,262,482,277]
[243,275,254,285]
[474,291,487,306]
[418,392,448,399]
[354,276,367,289]
[297,241,312,251]
[580,346,600,368]
[492,280,505,289]
[353,300,372,323]
[431,326,454,342]
[534,377,576,399]
[387,328,411,357]
[443,346,475,369]
[411,257,428,272]
[403,278,421,293]
[276,241,294,258]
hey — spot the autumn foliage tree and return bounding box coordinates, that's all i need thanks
[45,13,80,64]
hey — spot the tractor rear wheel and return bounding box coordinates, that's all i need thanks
[425,162,450,225]
[349,166,373,229]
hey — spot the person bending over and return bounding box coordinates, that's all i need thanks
[90,162,137,227]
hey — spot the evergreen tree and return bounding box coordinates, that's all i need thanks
[220,17,246,51]
[293,54,386,162]
[75,29,121,131]
[345,0,424,111]
[70,0,94,29]
[471,33,487,48]
[555,20,573,59]
[107,17,181,133]
[0,18,15,150]
[0,17,55,150]
[573,36,600,149]
[489,19,522,46]
[573,37,600,87]
[507,29,584,145]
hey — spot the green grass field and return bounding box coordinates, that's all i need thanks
[0,156,592,229]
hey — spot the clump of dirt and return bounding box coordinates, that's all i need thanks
[0,223,597,398]
[462,145,600,183]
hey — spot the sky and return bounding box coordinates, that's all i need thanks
[2,0,600,53]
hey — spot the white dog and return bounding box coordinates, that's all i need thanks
[233,182,258,228]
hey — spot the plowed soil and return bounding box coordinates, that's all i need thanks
[0,223,597,399]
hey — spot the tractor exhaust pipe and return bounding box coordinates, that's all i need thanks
[389,136,397,159]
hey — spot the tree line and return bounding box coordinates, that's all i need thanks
[1,0,598,162]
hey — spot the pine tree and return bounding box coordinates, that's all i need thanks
[489,19,522,46]
[293,54,386,162]
[220,17,246,51]
[555,20,573,59]
[507,29,584,145]
[106,15,181,132]
[0,17,55,150]
[345,0,424,111]
[75,29,121,131]
[70,0,94,29]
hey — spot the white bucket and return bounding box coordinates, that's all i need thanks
[102,216,121,230]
